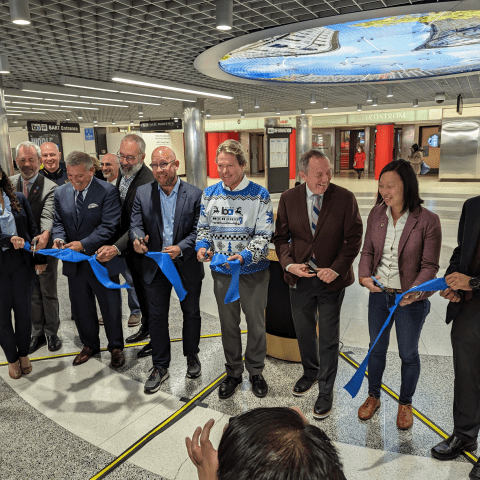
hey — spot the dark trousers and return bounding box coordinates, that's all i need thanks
[31,255,60,337]
[144,268,202,369]
[451,298,480,443]
[367,291,430,404]
[68,262,123,352]
[127,253,149,329]
[0,250,35,363]
[289,277,345,396]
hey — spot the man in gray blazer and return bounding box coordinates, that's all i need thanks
[11,141,61,353]
[130,146,204,393]
[52,151,125,368]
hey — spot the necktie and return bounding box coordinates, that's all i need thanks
[310,194,322,267]
[23,180,29,197]
[76,190,84,219]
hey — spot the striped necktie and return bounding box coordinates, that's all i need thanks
[310,194,322,267]
[76,190,84,219]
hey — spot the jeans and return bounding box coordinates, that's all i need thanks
[367,291,430,404]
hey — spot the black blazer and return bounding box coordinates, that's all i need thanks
[114,164,155,254]
[446,196,480,323]
[51,176,125,278]
[130,179,204,286]
[0,193,39,270]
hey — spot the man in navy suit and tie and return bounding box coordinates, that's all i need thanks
[130,146,204,393]
[51,151,125,368]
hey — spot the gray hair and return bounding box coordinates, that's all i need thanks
[298,149,330,173]
[121,134,146,155]
[65,151,93,169]
[16,141,41,159]
[216,139,247,167]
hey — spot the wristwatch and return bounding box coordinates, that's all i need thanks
[469,276,480,290]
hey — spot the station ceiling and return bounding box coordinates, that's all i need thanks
[1,0,476,125]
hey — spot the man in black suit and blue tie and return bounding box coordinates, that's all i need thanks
[51,151,125,368]
[130,146,204,393]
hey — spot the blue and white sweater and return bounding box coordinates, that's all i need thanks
[195,176,274,275]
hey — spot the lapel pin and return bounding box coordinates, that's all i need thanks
[381,222,384,228]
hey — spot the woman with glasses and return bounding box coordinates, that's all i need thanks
[357,159,441,430]
[0,164,46,379]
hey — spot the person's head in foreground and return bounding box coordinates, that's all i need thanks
[187,407,345,480]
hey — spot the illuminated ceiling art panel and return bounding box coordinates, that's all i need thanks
[218,11,480,84]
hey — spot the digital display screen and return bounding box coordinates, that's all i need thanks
[219,11,480,84]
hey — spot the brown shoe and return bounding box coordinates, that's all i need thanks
[358,394,381,420]
[128,313,141,327]
[73,347,99,366]
[8,360,22,379]
[111,349,125,368]
[397,404,413,430]
[19,356,32,375]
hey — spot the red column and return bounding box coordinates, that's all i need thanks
[206,132,220,178]
[289,129,296,180]
[374,124,394,180]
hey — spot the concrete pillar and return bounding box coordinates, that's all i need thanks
[295,115,312,182]
[183,99,207,190]
[0,76,13,176]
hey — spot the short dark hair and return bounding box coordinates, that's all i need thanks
[375,159,423,213]
[217,407,344,480]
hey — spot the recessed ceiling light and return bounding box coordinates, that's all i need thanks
[91,103,129,108]
[4,95,42,100]
[310,94,316,104]
[9,0,31,25]
[120,91,163,99]
[22,89,78,97]
[61,105,99,110]
[216,0,233,31]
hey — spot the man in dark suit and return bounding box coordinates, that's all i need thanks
[51,151,125,368]
[273,150,362,419]
[431,197,480,479]
[96,134,154,348]
[39,142,68,186]
[11,141,61,353]
[130,146,204,393]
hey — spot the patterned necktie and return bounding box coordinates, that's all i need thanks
[23,180,29,197]
[76,190,84,219]
[310,194,322,267]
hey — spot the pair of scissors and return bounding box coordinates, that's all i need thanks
[32,237,37,257]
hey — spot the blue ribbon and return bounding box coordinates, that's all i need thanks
[145,252,187,302]
[23,242,130,290]
[211,253,241,304]
[344,276,448,398]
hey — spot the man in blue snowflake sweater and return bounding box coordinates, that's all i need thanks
[196,139,274,399]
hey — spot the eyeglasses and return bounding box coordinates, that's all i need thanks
[150,160,175,170]
[117,152,141,163]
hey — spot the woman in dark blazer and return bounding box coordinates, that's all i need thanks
[0,164,45,379]
[357,159,441,430]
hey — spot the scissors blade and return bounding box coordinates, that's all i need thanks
[32,238,37,256]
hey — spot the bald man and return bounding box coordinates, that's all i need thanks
[130,146,204,393]
[101,153,120,184]
[40,142,68,186]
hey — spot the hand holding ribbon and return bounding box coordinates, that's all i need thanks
[211,253,241,304]
[23,241,130,290]
[145,252,187,302]
[344,277,448,399]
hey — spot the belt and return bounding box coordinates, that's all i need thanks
[383,287,402,294]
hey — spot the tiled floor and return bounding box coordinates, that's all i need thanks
[0,171,478,479]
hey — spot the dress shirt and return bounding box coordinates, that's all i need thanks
[73,177,93,203]
[0,192,18,250]
[118,171,139,203]
[159,179,180,251]
[375,207,410,290]
[22,173,39,195]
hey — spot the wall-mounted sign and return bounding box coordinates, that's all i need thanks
[27,121,80,133]
[267,127,292,134]
[428,133,440,147]
[139,119,183,131]
[84,128,94,141]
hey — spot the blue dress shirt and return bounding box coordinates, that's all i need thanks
[159,179,180,250]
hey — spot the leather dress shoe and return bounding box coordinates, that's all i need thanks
[358,394,381,420]
[126,325,150,343]
[110,349,125,368]
[431,435,478,461]
[293,375,317,397]
[250,374,268,398]
[47,335,62,352]
[313,393,333,419]
[29,335,47,354]
[144,367,169,394]
[137,342,153,358]
[470,460,480,479]
[73,347,99,366]
[186,354,202,378]
[219,376,242,399]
